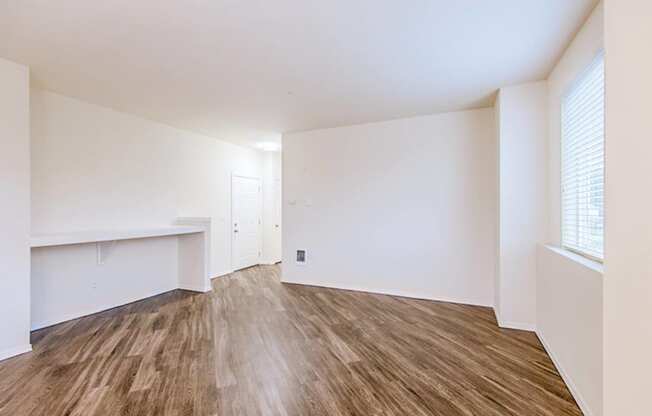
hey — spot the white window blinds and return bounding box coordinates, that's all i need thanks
[561,52,605,260]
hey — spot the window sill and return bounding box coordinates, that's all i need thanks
[543,245,604,275]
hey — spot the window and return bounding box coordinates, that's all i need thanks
[562,52,605,261]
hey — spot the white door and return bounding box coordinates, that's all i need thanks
[232,175,262,270]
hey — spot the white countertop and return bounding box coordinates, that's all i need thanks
[31,225,205,248]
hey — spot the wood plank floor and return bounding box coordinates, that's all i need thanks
[0,265,581,416]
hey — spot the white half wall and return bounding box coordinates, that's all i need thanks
[30,88,266,277]
[604,1,652,414]
[282,109,496,306]
[495,82,548,330]
[0,58,31,361]
[31,237,178,330]
[537,245,603,416]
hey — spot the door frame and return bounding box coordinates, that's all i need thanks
[230,173,263,271]
[271,177,282,264]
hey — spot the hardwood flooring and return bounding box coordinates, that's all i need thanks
[0,265,581,415]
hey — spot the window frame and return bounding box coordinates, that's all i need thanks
[560,50,605,263]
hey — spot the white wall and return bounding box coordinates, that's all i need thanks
[604,1,652,414]
[262,151,282,264]
[282,109,496,306]
[31,89,265,277]
[496,82,548,330]
[0,58,31,360]
[537,3,604,415]
[537,245,603,416]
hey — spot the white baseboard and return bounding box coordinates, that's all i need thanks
[280,280,492,308]
[0,344,32,362]
[213,263,278,278]
[493,309,536,332]
[178,283,212,293]
[498,320,536,331]
[212,269,234,279]
[537,331,593,416]
[493,310,590,414]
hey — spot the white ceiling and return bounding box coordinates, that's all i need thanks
[0,0,597,148]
